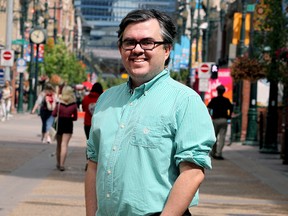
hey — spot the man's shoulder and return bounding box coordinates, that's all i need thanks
[104,83,127,94]
[166,78,198,97]
[98,83,127,101]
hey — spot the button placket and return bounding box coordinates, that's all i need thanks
[105,100,135,201]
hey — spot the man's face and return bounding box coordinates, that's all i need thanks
[119,19,171,87]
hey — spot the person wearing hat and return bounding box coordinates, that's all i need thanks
[207,85,233,160]
[52,85,78,171]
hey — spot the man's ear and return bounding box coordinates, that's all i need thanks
[164,44,172,59]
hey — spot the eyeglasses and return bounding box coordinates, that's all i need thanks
[121,39,167,51]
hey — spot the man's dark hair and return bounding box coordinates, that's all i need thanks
[216,85,225,95]
[91,82,103,94]
[117,9,176,66]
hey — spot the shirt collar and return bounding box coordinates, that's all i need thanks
[127,69,169,95]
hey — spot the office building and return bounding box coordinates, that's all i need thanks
[74,0,178,75]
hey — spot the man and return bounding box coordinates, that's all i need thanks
[207,85,233,160]
[85,9,216,216]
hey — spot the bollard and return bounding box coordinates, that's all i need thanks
[259,111,264,150]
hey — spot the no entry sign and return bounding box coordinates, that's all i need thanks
[200,64,209,73]
[198,62,214,79]
[0,49,14,67]
[3,51,12,60]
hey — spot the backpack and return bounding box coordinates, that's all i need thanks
[88,102,96,115]
[43,93,56,111]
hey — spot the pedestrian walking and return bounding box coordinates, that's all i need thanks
[81,82,103,140]
[85,9,216,216]
[31,83,57,143]
[52,85,78,171]
[82,82,103,171]
[207,84,233,160]
[1,80,13,121]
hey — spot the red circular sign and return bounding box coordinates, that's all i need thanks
[200,64,209,73]
[3,51,12,60]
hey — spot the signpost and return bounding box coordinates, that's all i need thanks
[198,62,216,100]
[199,78,209,92]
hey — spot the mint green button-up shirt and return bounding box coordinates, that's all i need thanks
[87,69,216,216]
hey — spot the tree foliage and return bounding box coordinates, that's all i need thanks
[43,38,87,85]
[253,0,288,82]
[231,0,288,83]
[230,56,266,81]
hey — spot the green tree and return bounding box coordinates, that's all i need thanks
[170,69,189,84]
[43,38,86,85]
[253,0,288,152]
[253,0,288,82]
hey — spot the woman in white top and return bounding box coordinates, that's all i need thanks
[1,80,13,121]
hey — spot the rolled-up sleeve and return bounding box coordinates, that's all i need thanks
[174,95,216,169]
[86,134,98,163]
[86,113,100,163]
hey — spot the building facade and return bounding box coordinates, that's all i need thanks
[74,0,178,76]
[75,0,178,49]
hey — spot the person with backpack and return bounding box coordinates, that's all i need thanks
[32,83,57,144]
[81,82,103,140]
[81,82,103,171]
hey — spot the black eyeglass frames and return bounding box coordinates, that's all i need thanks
[121,39,167,51]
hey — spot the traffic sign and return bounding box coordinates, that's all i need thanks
[198,62,215,78]
[3,51,12,60]
[17,58,27,73]
[200,63,209,72]
[198,78,209,92]
[210,64,219,79]
[0,49,14,67]
[17,58,26,67]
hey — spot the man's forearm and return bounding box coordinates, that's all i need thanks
[161,162,205,216]
[85,161,98,216]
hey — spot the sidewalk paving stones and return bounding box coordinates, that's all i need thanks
[0,113,288,216]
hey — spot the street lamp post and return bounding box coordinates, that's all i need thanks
[195,0,201,63]
[260,48,279,153]
[43,0,62,44]
[28,0,43,111]
[27,44,35,111]
[244,80,258,145]
[53,2,58,43]
[27,0,37,112]
[203,0,210,62]
[17,0,28,113]
[237,0,247,57]
[244,4,258,146]
[188,0,196,88]
[52,0,62,44]
[231,0,247,142]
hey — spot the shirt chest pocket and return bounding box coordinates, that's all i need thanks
[130,118,164,149]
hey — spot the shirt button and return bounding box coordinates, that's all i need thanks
[130,102,133,106]
[143,128,150,134]
[112,146,116,151]
[107,170,111,174]
[120,124,125,128]
[106,193,110,198]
